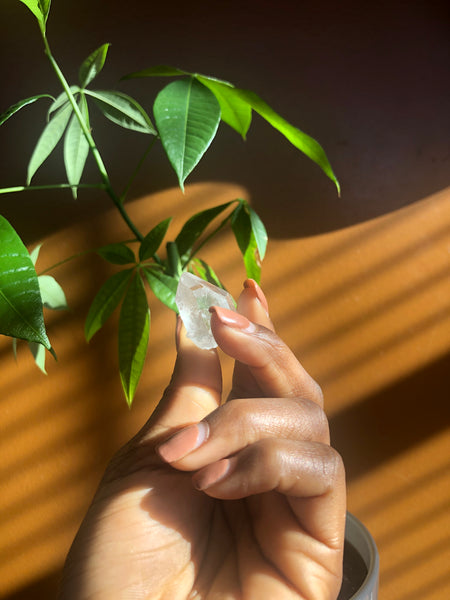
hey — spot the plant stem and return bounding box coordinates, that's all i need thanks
[0,183,106,195]
[40,34,144,242]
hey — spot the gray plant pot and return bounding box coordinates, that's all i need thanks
[338,512,379,600]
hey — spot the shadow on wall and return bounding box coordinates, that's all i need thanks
[330,351,450,482]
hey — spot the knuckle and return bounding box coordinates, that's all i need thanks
[321,446,345,492]
[291,397,330,443]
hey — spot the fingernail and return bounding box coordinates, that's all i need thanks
[157,421,209,463]
[243,279,269,314]
[193,458,231,490]
[209,306,256,333]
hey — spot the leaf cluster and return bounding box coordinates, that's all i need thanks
[0,1,339,406]
[84,199,265,405]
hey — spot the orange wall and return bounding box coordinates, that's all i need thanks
[0,1,449,599]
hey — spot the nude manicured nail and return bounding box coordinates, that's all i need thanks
[158,421,209,463]
[244,279,269,314]
[209,306,256,333]
[193,458,231,490]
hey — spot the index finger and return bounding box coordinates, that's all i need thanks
[140,317,222,444]
[210,306,323,406]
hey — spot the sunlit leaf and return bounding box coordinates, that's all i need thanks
[18,0,51,31]
[97,243,136,265]
[175,201,234,262]
[153,78,221,190]
[0,94,54,127]
[85,268,133,341]
[231,203,262,282]
[143,268,178,312]
[27,102,73,184]
[190,258,225,289]
[28,341,47,374]
[85,89,156,134]
[118,274,150,406]
[248,204,268,261]
[231,88,340,194]
[79,43,110,88]
[0,215,50,348]
[139,217,172,261]
[29,243,43,266]
[64,94,90,198]
[196,76,252,139]
[38,275,68,310]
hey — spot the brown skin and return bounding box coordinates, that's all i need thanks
[59,281,346,600]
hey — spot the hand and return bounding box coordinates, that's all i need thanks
[60,280,346,600]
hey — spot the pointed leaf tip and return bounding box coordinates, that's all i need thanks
[153,78,221,189]
[118,274,150,405]
[79,43,110,88]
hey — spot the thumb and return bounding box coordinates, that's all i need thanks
[140,316,222,443]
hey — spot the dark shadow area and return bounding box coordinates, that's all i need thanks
[330,352,450,482]
[1,0,449,242]
[3,571,62,600]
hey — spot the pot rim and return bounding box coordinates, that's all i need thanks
[345,512,379,599]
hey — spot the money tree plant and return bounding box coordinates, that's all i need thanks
[0,0,339,406]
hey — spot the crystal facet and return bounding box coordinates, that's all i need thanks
[175,272,235,349]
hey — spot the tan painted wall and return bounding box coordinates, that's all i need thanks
[1,1,449,598]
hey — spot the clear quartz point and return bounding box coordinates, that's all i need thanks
[175,272,236,349]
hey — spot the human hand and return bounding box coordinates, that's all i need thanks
[60,280,346,600]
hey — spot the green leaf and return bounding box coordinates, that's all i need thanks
[190,258,225,289]
[139,217,172,261]
[0,215,50,348]
[248,205,268,261]
[47,87,80,120]
[231,203,262,282]
[85,89,156,134]
[38,275,68,310]
[166,241,182,278]
[0,94,54,127]
[18,0,51,31]
[29,243,43,266]
[85,268,133,341]
[153,78,221,190]
[143,268,178,312]
[196,76,252,139]
[118,274,150,405]
[175,201,234,262]
[64,93,90,198]
[79,43,110,88]
[27,102,73,184]
[97,243,136,265]
[231,88,340,194]
[28,341,47,374]
[122,65,188,79]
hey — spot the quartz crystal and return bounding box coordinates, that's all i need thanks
[175,272,236,349]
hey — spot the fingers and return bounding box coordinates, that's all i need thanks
[191,439,343,501]
[157,396,330,469]
[156,395,341,501]
[139,317,222,443]
[210,305,323,406]
[157,395,346,548]
[237,279,274,330]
